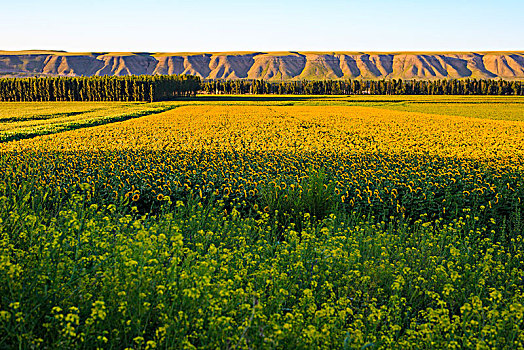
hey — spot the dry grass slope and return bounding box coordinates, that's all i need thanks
[1,51,523,80]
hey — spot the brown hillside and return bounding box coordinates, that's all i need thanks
[0,51,523,80]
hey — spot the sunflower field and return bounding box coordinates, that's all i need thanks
[0,99,523,349]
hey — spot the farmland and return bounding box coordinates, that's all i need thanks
[0,96,524,349]
[0,102,178,142]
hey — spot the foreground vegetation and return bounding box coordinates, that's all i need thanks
[0,99,523,348]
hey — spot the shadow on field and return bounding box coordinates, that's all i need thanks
[170,96,339,102]
[168,95,415,104]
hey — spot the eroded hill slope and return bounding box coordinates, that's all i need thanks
[1,51,523,80]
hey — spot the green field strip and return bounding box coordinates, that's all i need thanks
[0,104,179,143]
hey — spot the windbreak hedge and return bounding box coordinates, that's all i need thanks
[202,78,524,95]
[0,74,201,102]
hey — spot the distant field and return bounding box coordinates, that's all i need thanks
[1,96,523,143]
[377,102,524,121]
[346,95,524,121]
[0,102,147,122]
[0,102,177,142]
[171,95,524,120]
[6,104,524,156]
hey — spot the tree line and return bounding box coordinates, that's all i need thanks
[1,76,522,102]
[0,75,201,102]
[201,78,524,95]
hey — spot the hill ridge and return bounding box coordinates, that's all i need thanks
[1,51,523,80]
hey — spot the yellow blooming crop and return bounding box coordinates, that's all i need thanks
[0,98,523,348]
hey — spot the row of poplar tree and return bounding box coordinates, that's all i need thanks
[201,78,524,95]
[0,75,201,102]
[1,76,522,101]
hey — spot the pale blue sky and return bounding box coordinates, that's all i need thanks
[1,0,522,52]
